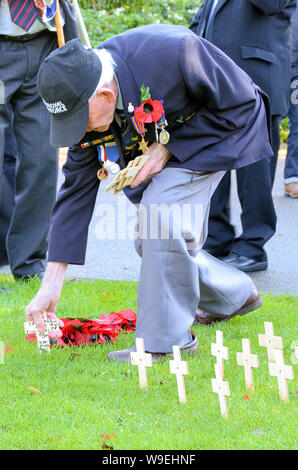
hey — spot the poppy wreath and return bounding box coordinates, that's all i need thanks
[26,309,137,348]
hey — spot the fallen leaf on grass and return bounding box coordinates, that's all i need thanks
[70,352,81,360]
[103,291,109,298]
[243,394,250,401]
[4,346,13,353]
[27,387,41,395]
[252,428,264,436]
[100,434,118,440]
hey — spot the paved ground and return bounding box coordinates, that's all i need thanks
[1,151,297,295]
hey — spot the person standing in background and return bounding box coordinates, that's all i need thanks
[190,0,296,273]
[284,4,298,198]
[0,0,78,280]
[0,121,16,267]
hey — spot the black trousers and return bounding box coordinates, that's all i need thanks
[203,115,280,262]
[0,124,16,265]
[0,32,58,278]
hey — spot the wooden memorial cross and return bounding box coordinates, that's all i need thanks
[169,346,189,403]
[24,314,60,352]
[130,338,152,388]
[236,339,259,392]
[211,330,229,377]
[268,349,294,402]
[212,363,230,417]
[258,322,283,362]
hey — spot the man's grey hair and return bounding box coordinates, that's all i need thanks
[91,48,116,95]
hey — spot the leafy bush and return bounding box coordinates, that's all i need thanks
[78,0,201,45]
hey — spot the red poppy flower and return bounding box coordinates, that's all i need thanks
[134,98,164,124]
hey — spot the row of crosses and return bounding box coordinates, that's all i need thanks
[130,322,296,417]
[24,317,295,416]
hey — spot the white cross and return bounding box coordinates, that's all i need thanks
[212,363,230,418]
[24,314,60,352]
[258,322,283,362]
[169,345,189,403]
[130,338,152,388]
[236,338,259,392]
[211,330,229,377]
[269,349,294,402]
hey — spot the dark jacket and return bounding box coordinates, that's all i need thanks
[190,0,297,115]
[47,25,273,264]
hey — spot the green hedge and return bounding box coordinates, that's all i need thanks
[78,0,201,45]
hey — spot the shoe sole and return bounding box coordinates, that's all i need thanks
[223,295,263,322]
[235,262,268,273]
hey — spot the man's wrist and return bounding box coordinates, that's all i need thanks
[41,262,68,295]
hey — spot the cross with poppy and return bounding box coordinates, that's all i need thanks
[130,338,152,388]
[24,314,60,352]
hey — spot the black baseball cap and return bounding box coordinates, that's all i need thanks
[37,38,102,148]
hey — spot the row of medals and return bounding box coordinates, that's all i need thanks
[97,120,170,181]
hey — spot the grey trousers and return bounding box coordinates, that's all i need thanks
[134,168,253,353]
[0,32,58,278]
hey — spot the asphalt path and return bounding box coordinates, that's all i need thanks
[1,153,297,295]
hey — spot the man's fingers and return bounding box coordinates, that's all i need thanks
[130,161,153,188]
[46,311,64,329]
[32,312,46,334]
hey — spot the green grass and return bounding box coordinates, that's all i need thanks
[0,274,297,450]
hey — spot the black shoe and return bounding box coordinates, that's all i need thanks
[220,253,268,272]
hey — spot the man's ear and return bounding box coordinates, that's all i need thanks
[96,87,117,104]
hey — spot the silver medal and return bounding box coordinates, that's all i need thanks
[159,128,170,145]
[110,163,120,174]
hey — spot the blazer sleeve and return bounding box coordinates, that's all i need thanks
[165,35,258,163]
[247,0,295,15]
[47,144,100,265]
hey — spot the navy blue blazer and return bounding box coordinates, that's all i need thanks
[48,25,273,264]
[190,0,297,116]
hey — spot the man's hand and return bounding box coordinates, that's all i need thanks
[25,262,68,338]
[25,288,63,338]
[130,142,171,188]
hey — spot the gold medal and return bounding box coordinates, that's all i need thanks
[138,135,149,153]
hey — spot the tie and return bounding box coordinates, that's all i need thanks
[8,0,40,32]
